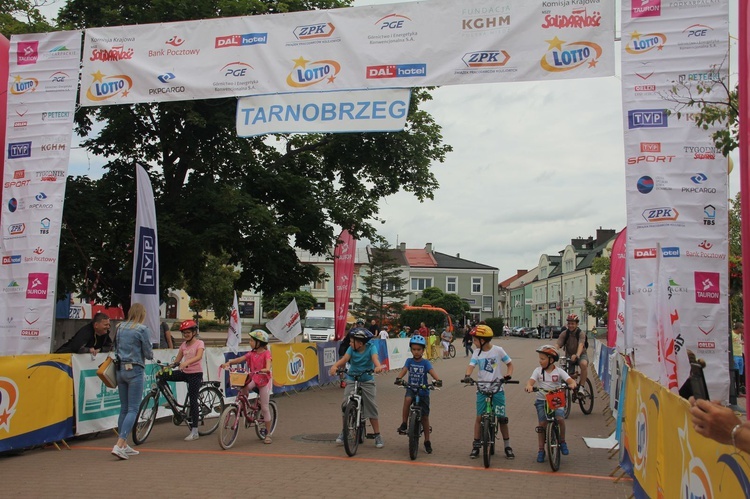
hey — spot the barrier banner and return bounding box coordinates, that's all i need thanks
[386,338,410,371]
[0,354,73,452]
[370,339,390,371]
[271,343,319,394]
[316,341,340,385]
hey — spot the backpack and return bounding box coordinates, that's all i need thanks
[563,328,588,352]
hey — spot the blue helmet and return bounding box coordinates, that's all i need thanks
[350,329,373,343]
[409,335,426,347]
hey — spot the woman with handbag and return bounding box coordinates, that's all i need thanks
[111,303,153,460]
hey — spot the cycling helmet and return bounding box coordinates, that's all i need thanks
[536,344,560,362]
[355,318,366,326]
[350,329,373,343]
[409,335,427,347]
[471,324,494,338]
[248,329,269,343]
[179,320,198,332]
[566,314,579,323]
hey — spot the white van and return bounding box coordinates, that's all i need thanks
[303,309,336,342]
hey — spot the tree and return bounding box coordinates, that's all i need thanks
[262,291,317,320]
[0,1,54,36]
[412,286,470,321]
[182,252,240,321]
[354,242,408,327]
[50,1,451,310]
[584,256,609,327]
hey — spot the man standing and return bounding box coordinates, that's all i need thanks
[56,312,112,354]
[368,319,379,336]
[732,322,745,395]
[417,322,430,339]
[556,314,589,395]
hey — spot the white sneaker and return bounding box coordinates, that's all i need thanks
[111,445,129,460]
[184,431,199,441]
[374,434,384,448]
[335,432,344,445]
[123,445,139,456]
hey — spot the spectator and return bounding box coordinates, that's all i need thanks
[56,312,112,355]
[398,326,408,338]
[462,331,473,357]
[158,320,174,349]
[368,319,379,336]
[441,328,453,359]
[733,322,745,395]
[690,398,750,454]
[379,328,389,340]
[417,322,430,339]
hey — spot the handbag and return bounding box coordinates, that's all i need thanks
[97,354,117,388]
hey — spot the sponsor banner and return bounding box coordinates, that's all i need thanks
[387,338,410,371]
[333,229,356,341]
[316,341,340,386]
[236,89,411,136]
[270,342,320,394]
[1,31,81,356]
[0,354,74,452]
[78,0,614,106]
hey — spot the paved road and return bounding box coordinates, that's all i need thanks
[1,337,632,498]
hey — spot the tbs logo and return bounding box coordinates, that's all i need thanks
[628,110,668,129]
[293,23,336,40]
[462,51,510,68]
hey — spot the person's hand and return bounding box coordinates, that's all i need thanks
[461,375,473,384]
[394,378,403,385]
[328,366,337,376]
[374,365,385,374]
[571,354,578,362]
[504,375,512,381]
[220,363,229,370]
[525,386,533,393]
[434,379,443,388]
[179,362,189,370]
[689,397,743,445]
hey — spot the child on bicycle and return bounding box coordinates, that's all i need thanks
[524,344,577,462]
[329,329,385,448]
[394,335,442,453]
[462,324,515,459]
[159,320,204,441]
[220,329,274,443]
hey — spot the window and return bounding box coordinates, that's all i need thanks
[471,277,482,294]
[446,276,457,293]
[482,295,493,312]
[383,281,400,292]
[411,277,433,291]
[312,280,326,290]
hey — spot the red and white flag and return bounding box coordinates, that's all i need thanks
[333,230,356,340]
[226,291,241,353]
[266,298,302,344]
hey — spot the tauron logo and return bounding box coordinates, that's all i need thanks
[694,271,720,304]
[17,41,39,65]
[26,272,49,300]
[632,0,661,18]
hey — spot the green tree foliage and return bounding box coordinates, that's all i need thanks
[354,242,408,327]
[183,252,240,321]
[262,291,317,320]
[50,1,451,310]
[412,286,470,319]
[400,309,447,333]
[584,256,609,327]
[483,318,504,337]
[0,1,54,36]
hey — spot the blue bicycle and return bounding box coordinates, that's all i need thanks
[395,379,440,460]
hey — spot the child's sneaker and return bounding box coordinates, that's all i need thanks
[504,446,515,459]
[537,450,546,463]
[560,442,569,455]
[374,434,384,448]
[424,441,433,454]
[397,422,408,434]
[469,440,481,459]
[335,432,344,445]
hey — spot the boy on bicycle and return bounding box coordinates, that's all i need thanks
[525,344,577,462]
[394,335,442,453]
[329,329,386,448]
[462,324,515,459]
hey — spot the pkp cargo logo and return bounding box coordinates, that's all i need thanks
[540,37,601,73]
[85,71,133,102]
[0,377,19,431]
[17,41,38,65]
[632,0,661,18]
[214,33,268,48]
[462,51,510,68]
[628,109,668,129]
[625,31,667,55]
[26,272,49,300]
[694,271,720,304]
[286,57,341,88]
[9,75,39,95]
[367,63,426,79]
[293,23,336,41]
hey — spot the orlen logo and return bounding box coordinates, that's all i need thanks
[293,23,336,41]
[367,64,426,78]
[694,271,720,304]
[2,255,22,265]
[20,329,39,337]
[26,272,49,300]
[85,71,134,102]
[628,109,668,129]
[632,0,661,18]
[286,57,341,88]
[214,33,268,48]
[642,207,679,223]
[462,51,510,68]
[625,31,667,55]
[220,62,254,77]
[634,248,657,259]
[166,36,185,47]
[0,377,19,432]
[9,75,39,95]
[17,41,39,65]
[375,14,412,30]
[697,341,715,349]
[541,8,601,29]
[540,37,601,72]
[641,142,660,153]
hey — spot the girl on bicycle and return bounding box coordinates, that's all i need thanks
[525,345,577,462]
[221,329,273,443]
[160,320,204,441]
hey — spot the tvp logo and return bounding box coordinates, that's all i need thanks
[134,227,157,294]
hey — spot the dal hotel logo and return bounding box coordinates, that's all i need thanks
[632,0,661,18]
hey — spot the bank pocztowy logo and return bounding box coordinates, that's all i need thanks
[540,37,601,72]
[85,70,133,102]
[286,57,341,88]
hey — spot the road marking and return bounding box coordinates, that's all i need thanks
[76,445,630,481]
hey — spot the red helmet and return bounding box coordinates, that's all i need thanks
[536,344,560,362]
[179,320,198,331]
[566,314,579,323]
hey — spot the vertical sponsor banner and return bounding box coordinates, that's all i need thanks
[370,338,390,371]
[740,0,750,416]
[621,1,730,401]
[270,343,319,394]
[316,341,340,385]
[333,229,355,340]
[131,165,160,344]
[226,291,241,353]
[0,34,8,212]
[0,354,74,452]
[607,228,626,349]
[1,31,81,355]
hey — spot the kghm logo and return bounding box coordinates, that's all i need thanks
[286,57,341,88]
[462,51,510,68]
[214,33,268,48]
[293,23,336,40]
[540,37,601,72]
[9,75,39,95]
[375,14,411,30]
[86,71,133,101]
[367,63,426,78]
[625,31,667,55]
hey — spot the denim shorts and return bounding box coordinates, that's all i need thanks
[404,388,430,416]
[476,391,505,417]
[535,399,565,423]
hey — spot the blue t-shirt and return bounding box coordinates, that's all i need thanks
[346,342,378,382]
[404,357,433,396]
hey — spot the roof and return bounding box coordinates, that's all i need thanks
[404,249,437,267]
[499,270,528,288]
[432,252,497,270]
[378,248,409,266]
[576,231,618,270]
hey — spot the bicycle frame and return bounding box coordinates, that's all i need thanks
[338,369,373,457]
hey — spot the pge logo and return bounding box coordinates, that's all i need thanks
[694,271,720,304]
[85,71,134,102]
[540,37,601,72]
[0,377,19,431]
[26,272,49,300]
[463,51,510,68]
[214,33,268,48]
[632,0,661,18]
[221,62,254,77]
[684,23,712,38]
[367,63,426,78]
[286,57,341,88]
[294,23,336,40]
[628,109,668,129]
[642,207,679,223]
[286,348,305,381]
[625,31,667,55]
[375,14,412,30]
[636,176,654,194]
[9,75,39,95]
[17,41,38,65]
[49,71,70,83]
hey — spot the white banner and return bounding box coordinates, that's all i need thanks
[385,338,410,371]
[621,1,730,401]
[78,0,615,106]
[236,88,411,136]
[265,298,302,344]
[227,291,241,353]
[131,165,160,344]
[1,31,81,355]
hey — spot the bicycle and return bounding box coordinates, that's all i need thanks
[461,377,519,468]
[218,369,278,450]
[132,361,225,445]
[532,386,566,472]
[447,342,456,359]
[559,356,594,417]
[337,368,375,457]
[395,379,439,460]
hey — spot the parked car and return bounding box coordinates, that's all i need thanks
[550,326,563,339]
[510,327,524,337]
[519,327,539,338]
[541,326,563,339]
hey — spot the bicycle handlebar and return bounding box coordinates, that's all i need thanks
[395,379,440,390]
[461,378,519,386]
[336,368,375,379]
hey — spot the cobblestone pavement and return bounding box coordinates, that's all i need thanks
[1,338,632,498]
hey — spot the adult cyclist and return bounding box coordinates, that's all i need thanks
[556,314,589,397]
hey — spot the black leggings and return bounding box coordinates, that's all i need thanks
[159,371,203,428]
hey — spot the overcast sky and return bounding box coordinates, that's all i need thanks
[42,0,741,280]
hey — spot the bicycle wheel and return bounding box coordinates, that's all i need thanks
[218,405,240,450]
[132,391,159,445]
[448,344,456,358]
[547,422,561,472]
[197,386,224,436]
[563,387,572,419]
[481,417,492,468]
[255,400,279,439]
[408,410,420,460]
[343,401,360,457]
[490,419,496,456]
[579,378,595,415]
